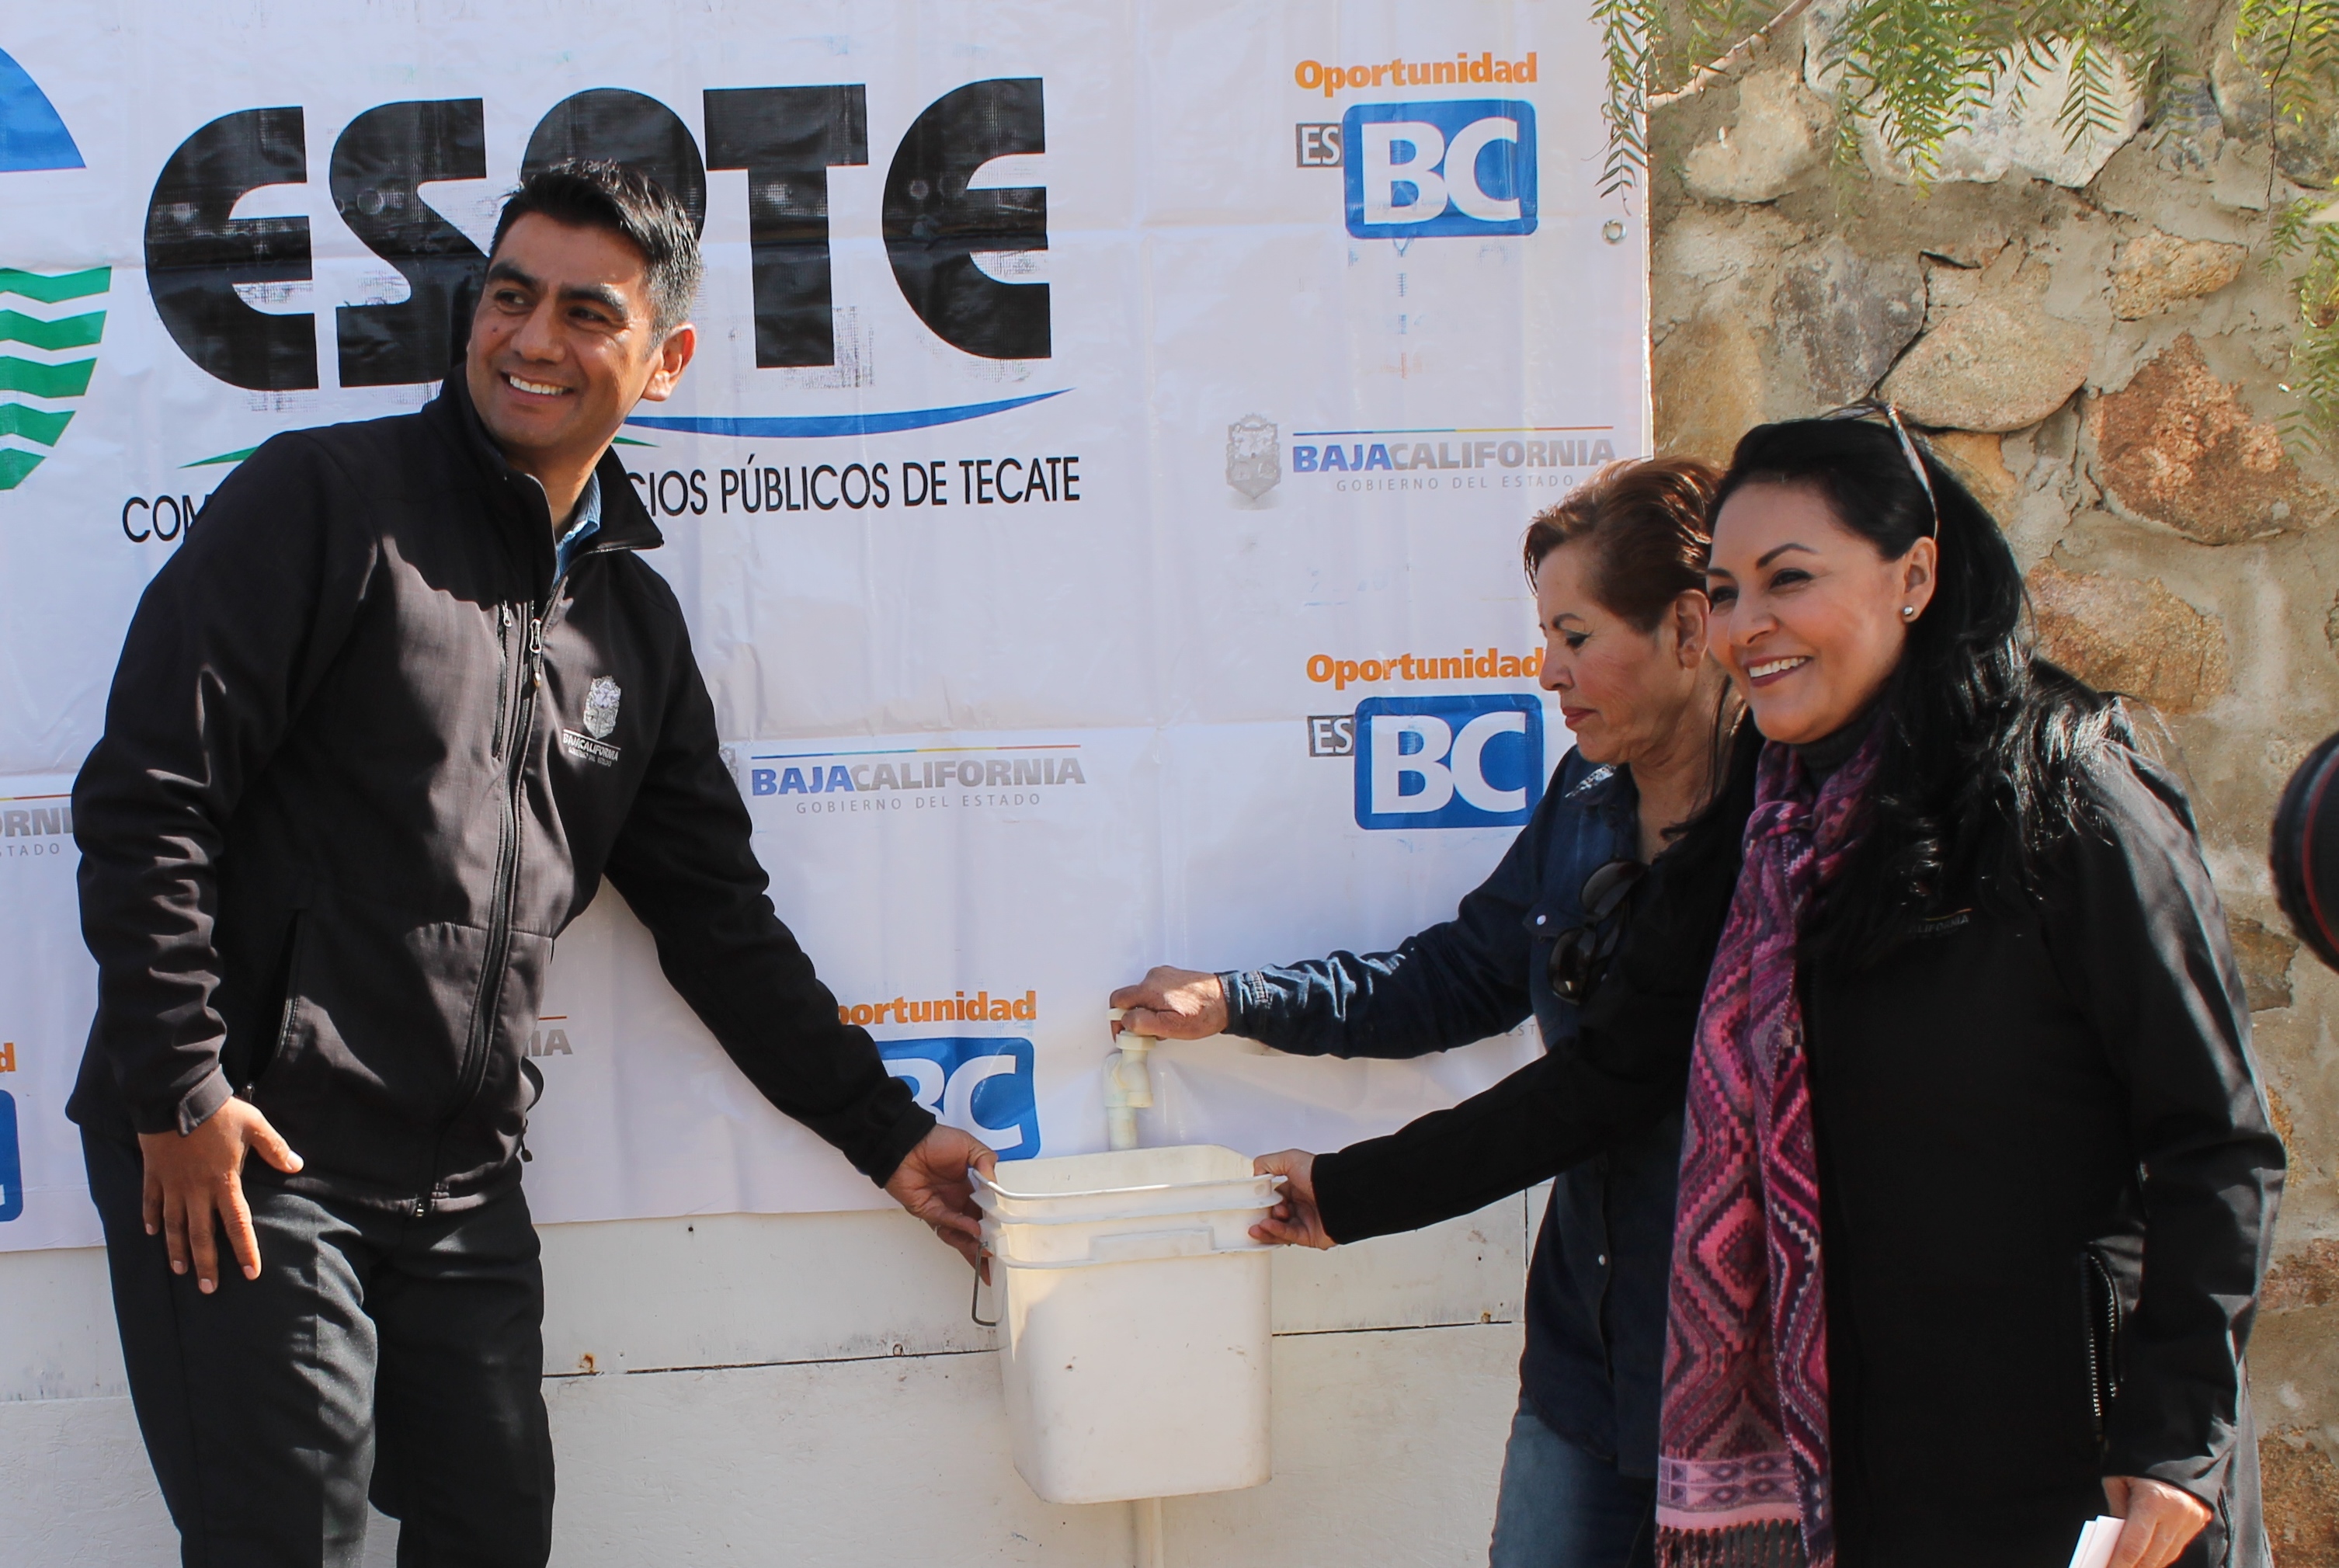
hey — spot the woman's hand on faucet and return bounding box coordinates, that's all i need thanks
[1250,1150,1334,1249]
[1109,967,1229,1040]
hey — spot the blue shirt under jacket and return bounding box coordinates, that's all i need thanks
[1219,746,1683,1477]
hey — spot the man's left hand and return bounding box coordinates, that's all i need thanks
[884,1125,996,1273]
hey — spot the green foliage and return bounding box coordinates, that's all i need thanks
[1666,0,1778,85]
[2264,196,2339,442]
[1825,0,1997,179]
[1806,0,2171,177]
[1595,0,1657,196]
[1597,0,2339,451]
[2240,0,2339,445]
[2032,0,2172,142]
[1600,0,2171,187]
[2238,0,2339,127]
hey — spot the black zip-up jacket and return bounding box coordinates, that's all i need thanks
[1314,735,2282,1568]
[69,374,933,1213]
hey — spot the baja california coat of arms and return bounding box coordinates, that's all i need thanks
[582,677,621,740]
[1225,414,1280,500]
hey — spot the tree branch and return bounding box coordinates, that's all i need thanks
[1648,0,1821,109]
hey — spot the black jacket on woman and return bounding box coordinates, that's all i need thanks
[1312,732,2282,1568]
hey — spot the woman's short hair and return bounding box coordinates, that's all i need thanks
[1521,457,1720,631]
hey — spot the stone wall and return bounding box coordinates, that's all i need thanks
[1645,6,2339,1559]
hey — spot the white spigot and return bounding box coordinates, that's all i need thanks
[1104,1008,1156,1152]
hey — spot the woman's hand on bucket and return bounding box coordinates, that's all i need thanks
[1109,967,1229,1039]
[1250,1150,1333,1249]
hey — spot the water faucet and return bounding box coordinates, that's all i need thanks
[1103,1008,1156,1152]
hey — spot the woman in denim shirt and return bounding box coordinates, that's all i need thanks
[1113,458,1735,1568]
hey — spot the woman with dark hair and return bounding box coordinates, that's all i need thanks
[1658,411,2281,1568]
[1113,457,1738,1568]
[1247,413,2282,1568]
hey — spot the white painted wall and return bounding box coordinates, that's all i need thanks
[0,1185,1547,1567]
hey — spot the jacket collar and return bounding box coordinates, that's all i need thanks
[1562,752,1633,808]
[422,367,664,561]
[1559,752,1642,846]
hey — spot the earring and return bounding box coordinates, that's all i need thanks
[1901,605,1917,620]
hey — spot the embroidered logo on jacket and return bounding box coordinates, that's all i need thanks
[560,677,622,767]
[583,677,620,739]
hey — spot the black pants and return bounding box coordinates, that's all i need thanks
[84,1131,554,1568]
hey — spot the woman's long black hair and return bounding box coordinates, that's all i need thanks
[1711,416,2129,967]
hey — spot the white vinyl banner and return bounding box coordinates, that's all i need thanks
[0,2,1646,1248]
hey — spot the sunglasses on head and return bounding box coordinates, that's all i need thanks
[1546,857,1647,1006]
[1817,400,1941,539]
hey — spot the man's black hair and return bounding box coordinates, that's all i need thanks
[489,159,702,336]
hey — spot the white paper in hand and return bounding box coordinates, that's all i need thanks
[2068,1516,2126,1568]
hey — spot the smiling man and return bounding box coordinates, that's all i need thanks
[68,161,992,1568]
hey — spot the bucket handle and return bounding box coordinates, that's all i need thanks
[971,1255,998,1328]
[972,1196,1278,1229]
[975,1167,1287,1205]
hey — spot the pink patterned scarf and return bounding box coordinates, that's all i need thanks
[1656,728,1883,1568]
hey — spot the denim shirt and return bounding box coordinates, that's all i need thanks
[1221,746,1684,1475]
[552,471,603,581]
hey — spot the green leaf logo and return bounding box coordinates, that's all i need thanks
[0,265,106,489]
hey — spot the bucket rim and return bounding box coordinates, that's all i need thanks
[978,1197,1278,1229]
[973,1169,1284,1205]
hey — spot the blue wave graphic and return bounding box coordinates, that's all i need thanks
[625,388,1068,440]
[0,48,82,172]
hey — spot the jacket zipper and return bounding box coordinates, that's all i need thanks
[426,529,631,1217]
[2081,1279,2102,1439]
[491,604,513,762]
[252,912,307,1094]
[416,603,523,1220]
[2083,1246,2121,1445]
[444,605,544,1181]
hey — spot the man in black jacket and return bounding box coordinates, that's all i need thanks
[69,161,990,1567]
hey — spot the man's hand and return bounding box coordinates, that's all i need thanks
[885,1125,996,1273]
[1109,966,1228,1040]
[137,1098,303,1293]
[1249,1150,1334,1250]
[2103,1475,2213,1568]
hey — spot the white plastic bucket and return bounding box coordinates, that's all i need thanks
[973,1145,1277,1505]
